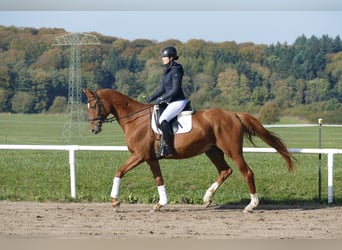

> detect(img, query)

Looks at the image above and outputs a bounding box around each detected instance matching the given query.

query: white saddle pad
[151,111,193,134]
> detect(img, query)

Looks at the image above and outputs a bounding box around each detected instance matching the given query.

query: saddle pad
[151,111,193,134]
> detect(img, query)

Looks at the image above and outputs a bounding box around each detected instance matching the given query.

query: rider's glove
[155,97,164,105]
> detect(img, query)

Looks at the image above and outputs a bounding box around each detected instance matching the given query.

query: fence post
[68,146,77,199]
[327,152,334,204]
[318,118,323,201]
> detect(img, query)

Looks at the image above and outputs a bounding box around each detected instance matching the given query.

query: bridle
[87,91,105,133]
[87,91,152,133]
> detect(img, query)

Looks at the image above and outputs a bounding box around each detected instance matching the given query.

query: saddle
[151,102,194,134]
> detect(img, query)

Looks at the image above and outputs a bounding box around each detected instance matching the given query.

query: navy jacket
[149,61,186,103]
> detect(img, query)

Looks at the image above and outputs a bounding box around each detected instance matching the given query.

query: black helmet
[161,46,179,60]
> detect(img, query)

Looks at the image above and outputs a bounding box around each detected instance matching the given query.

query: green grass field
[0,113,341,205]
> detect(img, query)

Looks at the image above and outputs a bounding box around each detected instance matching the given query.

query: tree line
[1,25,342,123]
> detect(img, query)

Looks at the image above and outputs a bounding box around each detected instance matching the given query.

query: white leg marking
[157,185,168,206]
[110,177,121,198]
[243,193,259,213]
[203,182,219,204]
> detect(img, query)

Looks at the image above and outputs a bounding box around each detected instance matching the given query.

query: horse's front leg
[110,154,144,210]
[147,159,168,211]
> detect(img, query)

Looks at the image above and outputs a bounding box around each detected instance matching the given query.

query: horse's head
[83,89,108,134]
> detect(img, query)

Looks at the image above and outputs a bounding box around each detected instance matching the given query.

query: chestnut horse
[84,88,294,212]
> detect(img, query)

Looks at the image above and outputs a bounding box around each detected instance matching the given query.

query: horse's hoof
[243,209,253,213]
[243,208,254,213]
[151,203,163,212]
[112,198,121,211]
[203,200,212,208]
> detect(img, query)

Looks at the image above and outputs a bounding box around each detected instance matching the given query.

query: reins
[88,91,152,124]
[103,106,152,123]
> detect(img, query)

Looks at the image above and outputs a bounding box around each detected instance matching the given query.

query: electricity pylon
[52,33,100,142]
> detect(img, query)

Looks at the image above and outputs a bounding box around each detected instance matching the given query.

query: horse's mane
[98,88,144,105]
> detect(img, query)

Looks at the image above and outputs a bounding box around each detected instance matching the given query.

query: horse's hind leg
[231,153,259,212]
[203,147,233,207]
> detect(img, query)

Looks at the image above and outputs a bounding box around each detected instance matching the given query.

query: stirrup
[156,142,164,159]
[156,142,174,159]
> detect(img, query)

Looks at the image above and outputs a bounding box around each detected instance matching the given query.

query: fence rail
[1,144,341,204]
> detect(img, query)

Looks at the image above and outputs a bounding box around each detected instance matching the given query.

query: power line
[52,33,100,142]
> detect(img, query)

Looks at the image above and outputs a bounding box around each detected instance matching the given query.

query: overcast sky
[1,0,342,45]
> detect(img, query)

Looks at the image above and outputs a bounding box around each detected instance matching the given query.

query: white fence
[1,144,341,204]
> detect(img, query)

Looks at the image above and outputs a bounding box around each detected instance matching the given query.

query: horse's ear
[83,89,95,99]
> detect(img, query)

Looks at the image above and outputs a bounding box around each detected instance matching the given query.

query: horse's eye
[87,102,96,109]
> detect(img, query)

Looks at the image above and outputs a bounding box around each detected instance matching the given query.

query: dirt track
[0,201,341,239]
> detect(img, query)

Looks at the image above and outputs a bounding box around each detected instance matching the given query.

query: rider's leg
[159,100,187,156]
[159,120,173,156]
[159,100,188,123]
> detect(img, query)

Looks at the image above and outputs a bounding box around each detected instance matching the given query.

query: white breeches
[159,100,188,123]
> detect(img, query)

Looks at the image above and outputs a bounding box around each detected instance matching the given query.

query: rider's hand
[146,96,152,103]
[155,97,163,105]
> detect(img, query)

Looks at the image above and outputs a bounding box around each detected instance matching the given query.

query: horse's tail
[235,112,295,172]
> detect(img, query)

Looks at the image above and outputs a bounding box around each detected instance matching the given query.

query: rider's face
[162,56,171,65]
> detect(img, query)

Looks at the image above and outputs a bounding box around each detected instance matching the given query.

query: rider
[146,46,188,157]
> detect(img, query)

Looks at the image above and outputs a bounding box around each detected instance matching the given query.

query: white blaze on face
[87,103,90,109]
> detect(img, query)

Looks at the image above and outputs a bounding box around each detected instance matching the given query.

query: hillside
[1,25,342,123]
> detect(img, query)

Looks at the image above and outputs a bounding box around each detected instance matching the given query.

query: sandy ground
[0,201,341,239]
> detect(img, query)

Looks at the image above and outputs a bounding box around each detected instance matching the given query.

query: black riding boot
[159,120,174,157]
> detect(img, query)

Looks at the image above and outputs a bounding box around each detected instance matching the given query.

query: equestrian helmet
[161,46,179,60]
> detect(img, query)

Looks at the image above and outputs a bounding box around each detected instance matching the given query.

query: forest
[1,25,342,123]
